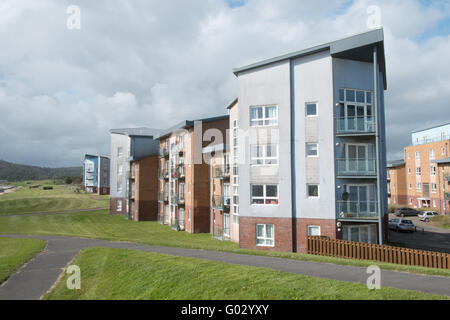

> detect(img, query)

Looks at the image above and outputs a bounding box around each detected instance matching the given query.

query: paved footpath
[1,235,450,300]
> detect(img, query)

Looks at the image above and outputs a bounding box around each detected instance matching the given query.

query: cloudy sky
[0,0,449,167]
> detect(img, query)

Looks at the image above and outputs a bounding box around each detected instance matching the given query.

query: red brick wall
[239,217,294,252]
[110,197,126,216]
[296,218,337,253]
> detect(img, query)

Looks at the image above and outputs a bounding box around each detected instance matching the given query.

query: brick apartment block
[388,122,450,215]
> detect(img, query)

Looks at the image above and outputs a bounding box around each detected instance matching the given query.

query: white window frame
[256,224,274,247]
[307,184,320,198]
[118,147,124,157]
[306,143,319,157]
[416,183,422,192]
[117,200,123,212]
[442,147,446,156]
[307,225,321,236]
[431,183,437,193]
[431,166,436,176]
[251,184,279,206]
[306,102,318,117]
[415,151,420,160]
[416,167,421,176]
[250,144,279,165]
[250,105,278,127]
[429,149,435,160]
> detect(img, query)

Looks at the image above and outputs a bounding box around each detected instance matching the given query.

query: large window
[431,166,436,176]
[251,184,278,205]
[429,149,435,160]
[256,224,274,246]
[251,144,278,165]
[415,151,420,160]
[117,200,123,212]
[416,167,421,176]
[250,105,278,127]
[343,224,377,244]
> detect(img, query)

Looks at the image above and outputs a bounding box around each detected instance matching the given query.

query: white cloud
[0,0,448,166]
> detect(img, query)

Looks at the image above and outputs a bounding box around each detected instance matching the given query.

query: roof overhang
[233,28,387,90]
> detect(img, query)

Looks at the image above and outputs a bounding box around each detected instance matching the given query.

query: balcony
[444,174,450,182]
[212,225,230,240]
[171,194,185,206]
[337,201,378,220]
[212,195,231,211]
[158,192,169,203]
[445,193,450,201]
[336,159,376,178]
[336,117,376,136]
[172,165,185,180]
[159,148,169,158]
[212,166,231,180]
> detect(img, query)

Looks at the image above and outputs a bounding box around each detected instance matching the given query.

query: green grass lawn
[0,180,109,216]
[1,210,449,277]
[0,237,46,283]
[431,216,450,229]
[43,247,447,300]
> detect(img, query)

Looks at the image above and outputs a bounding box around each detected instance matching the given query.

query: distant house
[109,128,160,220]
[83,154,110,195]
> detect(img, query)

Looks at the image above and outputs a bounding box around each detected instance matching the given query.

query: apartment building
[388,122,450,213]
[109,128,160,219]
[83,154,110,195]
[387,160,407,206]
[156,116,229,234]
[128,155,159,221]
[232,28,388,252]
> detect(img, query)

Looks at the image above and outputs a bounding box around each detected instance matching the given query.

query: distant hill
[0,160,82,182]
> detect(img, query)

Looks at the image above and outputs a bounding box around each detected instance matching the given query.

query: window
[256,224,274,247]
[250,105,278,126]
[117,180,123,193]
[416,167,421,176]
[442,147,446,156]
[433,200,437,208]
[429,149,435,160]
[307,184,319,198]
[307,225,321,236]
[233,214,239,225]
[251,184,278,205]
[117,164,123,175]
[179,182,185,200]
[415,152,420,160]
[407,152,411,159]
[117,200,123,211]
[306,143,319,157]
[408,168,411,174]
[416,183,421,192]
[306,103,317,116]
[432,183,437,193]
[431,166,436,176]
[409,183,412,190]
[118,147,123,157]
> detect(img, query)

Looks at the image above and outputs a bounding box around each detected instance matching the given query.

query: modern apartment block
[387,160,407,206]
[83,154,110,195]
[388,122,450,214]
[232,28,388,252]
[109,128,160,219]
[155,116,229,234]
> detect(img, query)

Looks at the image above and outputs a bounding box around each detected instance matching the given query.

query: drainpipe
[290,59,297,253]
[374,46,383,245]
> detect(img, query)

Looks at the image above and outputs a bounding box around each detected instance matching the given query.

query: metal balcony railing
[212,225,230,240]
[158,168,169,179]
[336,117,376,135]
[159,148,169,158]
[444,174,450,182]
[212,195,231,211]
[445,193,450,201]
[213,166,231,179]
[337,201,378,220]
[336,159,376,177]
[170,194,185,206]
[172,165,185,179]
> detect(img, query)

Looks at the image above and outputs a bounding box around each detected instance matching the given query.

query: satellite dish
[342,192,349,201]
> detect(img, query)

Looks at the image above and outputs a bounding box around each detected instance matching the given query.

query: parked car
[388,218,415,233]
[418,211,439,222]
[394,207,420,217]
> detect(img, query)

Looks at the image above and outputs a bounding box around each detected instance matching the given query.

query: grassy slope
[431,216,450,230]
[0,238,46,283]
[44,248,447,300]
[0,181,108,215]
[1,210,449,277]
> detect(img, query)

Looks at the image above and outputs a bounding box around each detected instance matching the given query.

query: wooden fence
[307,236,450,269]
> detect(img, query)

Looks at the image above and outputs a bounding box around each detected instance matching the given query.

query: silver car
[418,211,439,222]
[388,218,415,233]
